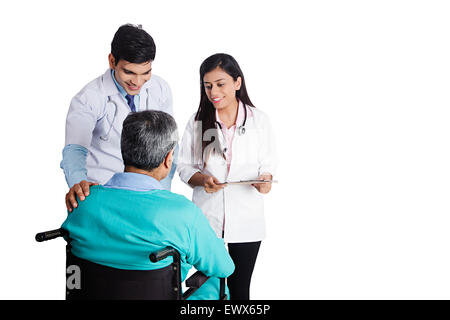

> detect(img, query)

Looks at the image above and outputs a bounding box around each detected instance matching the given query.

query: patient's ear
[164,149,174,169]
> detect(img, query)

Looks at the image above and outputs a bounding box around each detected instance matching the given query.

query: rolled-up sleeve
[60,144,88,187]
[62,89,104,186]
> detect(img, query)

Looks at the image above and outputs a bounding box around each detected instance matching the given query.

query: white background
[0,0,449,299]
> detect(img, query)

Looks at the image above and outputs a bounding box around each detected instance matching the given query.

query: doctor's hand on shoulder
[65,180,98,212]
[188,172,227,193]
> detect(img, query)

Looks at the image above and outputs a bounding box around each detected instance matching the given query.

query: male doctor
[61,24,176,211]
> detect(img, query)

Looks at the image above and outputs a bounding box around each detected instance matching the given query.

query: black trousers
[227,241,261,300]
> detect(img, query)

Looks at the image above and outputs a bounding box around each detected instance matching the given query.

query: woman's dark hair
[195,53,255,160]
[111,24,156,64]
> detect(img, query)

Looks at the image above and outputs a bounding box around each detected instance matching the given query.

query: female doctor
[178,53,277,300]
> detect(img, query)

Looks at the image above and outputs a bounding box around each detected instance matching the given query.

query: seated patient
[61,110,234,299]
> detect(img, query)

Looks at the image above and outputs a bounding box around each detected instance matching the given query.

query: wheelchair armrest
[183,273,228,300]
[185,271,210,289]
[182,271,211,300]
[149,247,227,300]
[149,246,180,263]
[35,228,67,242]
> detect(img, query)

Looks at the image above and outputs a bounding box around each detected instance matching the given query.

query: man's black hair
[111,24,156,65]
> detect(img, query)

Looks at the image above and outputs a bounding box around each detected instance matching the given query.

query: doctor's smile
[125,83,141,91]
[108,52,152,95]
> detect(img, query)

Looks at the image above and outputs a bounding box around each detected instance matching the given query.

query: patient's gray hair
[121,110,178,171]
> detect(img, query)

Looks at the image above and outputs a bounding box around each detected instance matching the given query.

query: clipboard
[218,179,278,185]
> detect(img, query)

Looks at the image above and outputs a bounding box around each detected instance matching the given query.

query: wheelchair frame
[36,228,226,300]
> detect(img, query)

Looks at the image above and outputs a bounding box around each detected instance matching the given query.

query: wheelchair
[36,228,227,300]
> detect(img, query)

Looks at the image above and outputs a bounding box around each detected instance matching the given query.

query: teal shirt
[61,176,234,300]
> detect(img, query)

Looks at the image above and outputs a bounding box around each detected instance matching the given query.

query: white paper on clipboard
[218,179,278,185]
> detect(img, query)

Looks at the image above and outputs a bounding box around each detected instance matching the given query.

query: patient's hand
[65,180,98,212]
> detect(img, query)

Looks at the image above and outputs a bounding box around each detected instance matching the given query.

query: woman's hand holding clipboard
[218,174,277,194]
[218,179,278,185]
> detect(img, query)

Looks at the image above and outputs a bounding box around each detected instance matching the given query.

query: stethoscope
[215,103,247,135]
[100,96,119,141]
[214,104,247,155]
[100,91,152,141]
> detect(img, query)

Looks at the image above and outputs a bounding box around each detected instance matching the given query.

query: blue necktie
[125,94,136,113]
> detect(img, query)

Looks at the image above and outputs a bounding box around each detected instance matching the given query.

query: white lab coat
[65,69,173,184]
[178,105,277,243]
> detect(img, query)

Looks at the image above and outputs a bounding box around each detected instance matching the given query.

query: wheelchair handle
[149,246,179,263]
[35,228,67,242]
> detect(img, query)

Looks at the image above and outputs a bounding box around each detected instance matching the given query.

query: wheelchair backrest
[65,247,179,300]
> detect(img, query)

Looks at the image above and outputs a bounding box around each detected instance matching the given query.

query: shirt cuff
[61,144,88,187]
[178,166,201,187]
